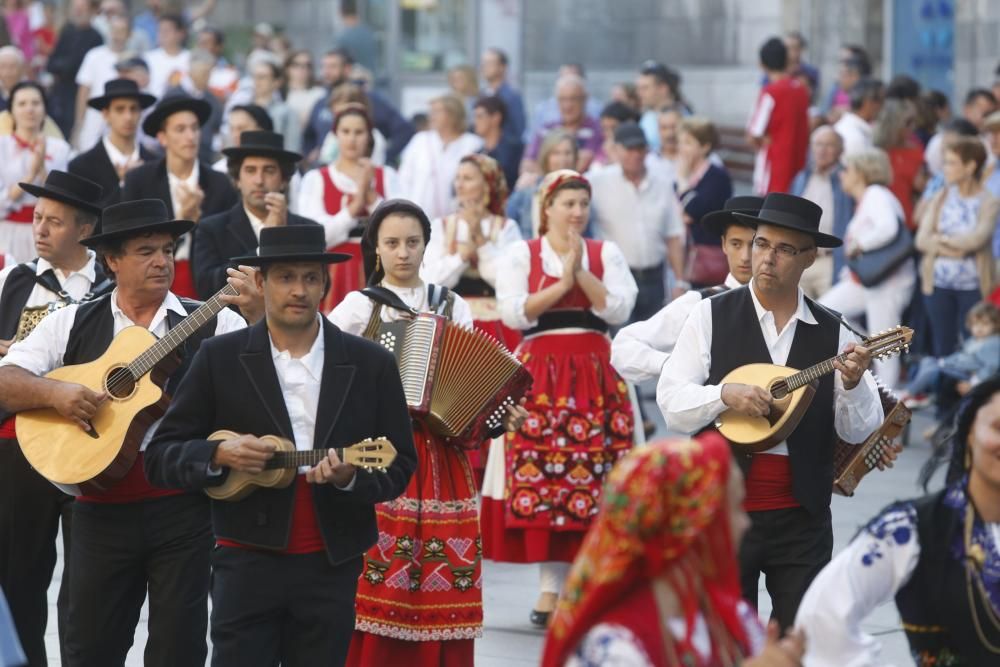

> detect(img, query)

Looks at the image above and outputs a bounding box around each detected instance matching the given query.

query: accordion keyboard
[396,317,439,409]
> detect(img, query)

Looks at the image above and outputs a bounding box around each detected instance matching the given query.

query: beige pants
[800,254,834,299]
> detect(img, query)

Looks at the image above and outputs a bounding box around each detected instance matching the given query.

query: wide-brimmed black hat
[141,93,212,136]
[19,170,104,215]
[81,199,193,247]
[222,130,302,165]
[87,78,157,111]
[231,225,352,265]
[701,195,765,238]
[733,192,843,248]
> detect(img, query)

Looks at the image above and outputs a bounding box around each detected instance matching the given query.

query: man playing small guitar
[656,193,898,632]
[0,198,247,667]
[144,225,418,667]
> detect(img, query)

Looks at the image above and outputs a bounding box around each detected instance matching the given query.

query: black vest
[0,260,111,340]
[707,286,840,514]
[63,293,218,398]
[894,490,1000,666]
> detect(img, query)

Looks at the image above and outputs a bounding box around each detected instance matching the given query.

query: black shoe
[529,609,551,627]
[643,419,656,439]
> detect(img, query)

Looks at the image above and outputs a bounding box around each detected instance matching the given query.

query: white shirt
[655,281,883,455]
[145,48,191,98]
[495,237,638,331]
[0,288,247,449]
[834,112,873,159]
[167,162,199,261]
[0,134,72,217]
[75,45,127,150]
[802,170,836,236]
[420,215,524,288]
[611,273,741,384]
[587,164,684,270]
[244,205,264,240]
[102,136,141,181]
[397,131,483,221]
[838,184,913,287]
[0,251,101,309]
[298,164,400,248]
[327,281,475,336]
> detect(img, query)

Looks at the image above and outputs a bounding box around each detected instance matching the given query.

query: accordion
[373,313,532,445]
[14,300,72,342]
[832,382,911,496]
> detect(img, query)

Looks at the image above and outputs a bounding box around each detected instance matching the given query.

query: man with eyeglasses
[657,192,892,632]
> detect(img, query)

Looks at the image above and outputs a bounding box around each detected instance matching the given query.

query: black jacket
[121,157,237,219]
[192,204,318,300]
[67,139,158,208]
[144,318,418,565]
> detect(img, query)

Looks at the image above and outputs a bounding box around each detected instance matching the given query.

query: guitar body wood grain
[205,430,297,501]
[715,363,817,452]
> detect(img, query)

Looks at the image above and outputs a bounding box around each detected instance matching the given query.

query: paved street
[40,391,934,665]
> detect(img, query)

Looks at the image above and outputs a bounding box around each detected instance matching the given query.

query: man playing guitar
[656,193,896,630]
[0,198,246,667]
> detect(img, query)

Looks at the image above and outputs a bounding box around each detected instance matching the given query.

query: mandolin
[715,326,913,452]
[16,284,239,495]
[204,430,397,501]
[833,381,911,496]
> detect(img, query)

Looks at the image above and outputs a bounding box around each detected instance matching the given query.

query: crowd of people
[0,2,997,667]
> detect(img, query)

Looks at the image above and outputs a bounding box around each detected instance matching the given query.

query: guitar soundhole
[770,380,789,400]
[105,366,137,399]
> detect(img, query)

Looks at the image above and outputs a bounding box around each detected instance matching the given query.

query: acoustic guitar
[16,285,238,495]
[204,430,397,501]
[715,326,913,452]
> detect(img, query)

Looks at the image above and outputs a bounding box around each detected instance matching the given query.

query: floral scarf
[460,153,509,216]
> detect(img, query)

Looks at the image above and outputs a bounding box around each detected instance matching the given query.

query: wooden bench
[717,125,756,186]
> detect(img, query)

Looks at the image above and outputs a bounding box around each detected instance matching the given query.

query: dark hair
[230,104,274,131]
[924,90,950,113]
[332,105,375,158]
[255,61,281,82]
[942,117,979,137]
[325,47,354,66]
[785,30,807,48]
[486,47,508,67]
[9,81,47,131]
[849,78,884,111]
[227,153,297,183]
[361,199,432,286]
[759,37,788,71]
[474,95,507,124]
[967,301,1000,332]
[340,0,359,17]
[886,74,920,101]
[600,101,640,124]
[964,87,997,108]
[283,49,315,91]
[920,375,1000,490]
[842,45,872,76]
[199,27,224,48]
[159,14,187,34]
[944,135,988,180]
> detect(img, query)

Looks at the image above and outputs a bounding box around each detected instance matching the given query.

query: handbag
[847,218,914,287]
[684,243,729,287]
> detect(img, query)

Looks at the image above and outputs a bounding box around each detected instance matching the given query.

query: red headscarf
[459,153,509,216]
[541,432,749,666]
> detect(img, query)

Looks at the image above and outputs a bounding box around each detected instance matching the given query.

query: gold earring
[375,254,381,272]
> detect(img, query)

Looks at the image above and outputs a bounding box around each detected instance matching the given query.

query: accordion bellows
[375,314,533,444]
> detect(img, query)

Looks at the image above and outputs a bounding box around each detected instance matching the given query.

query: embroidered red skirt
[347,420,481,666]
[322,240,365,314]
[480,331,633,564]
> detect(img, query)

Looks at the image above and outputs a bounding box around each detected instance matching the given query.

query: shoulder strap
[360,286,418,315]
[697,285,730,299]
[362,300,383,340]
[807,297,869,341]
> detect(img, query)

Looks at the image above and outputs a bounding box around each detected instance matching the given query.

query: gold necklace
[964,503,1000,654]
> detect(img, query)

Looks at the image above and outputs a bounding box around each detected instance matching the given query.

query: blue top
[933,186,981,291]
[679,164,733,246]
[484,81,526,142]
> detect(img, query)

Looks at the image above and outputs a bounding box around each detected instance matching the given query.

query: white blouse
[496,237,638,331]
[396,130,483,221]
[327,280,475,338]
[0,134,71,217]
[840,184,914,286]
[297,163,400,249]
[420,215,523,289]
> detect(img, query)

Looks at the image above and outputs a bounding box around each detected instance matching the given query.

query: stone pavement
[41,394,935,665]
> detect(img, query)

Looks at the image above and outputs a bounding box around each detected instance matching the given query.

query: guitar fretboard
[126,284,239,378]
[264,449,344,470]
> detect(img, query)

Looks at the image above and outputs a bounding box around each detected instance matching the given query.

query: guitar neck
[784,351,851,391]
[127,284,239,378]
[264,449,343,470]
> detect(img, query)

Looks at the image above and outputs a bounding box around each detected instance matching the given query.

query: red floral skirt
[480,331,633,563]
[348,421,481,664]
[322,240,365,314]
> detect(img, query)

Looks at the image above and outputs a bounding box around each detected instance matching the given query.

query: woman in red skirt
[299,100,399,313]
[482,169,638,626]
[328,198,526,667]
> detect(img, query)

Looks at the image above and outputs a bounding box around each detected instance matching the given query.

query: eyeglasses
[752,237,814,258]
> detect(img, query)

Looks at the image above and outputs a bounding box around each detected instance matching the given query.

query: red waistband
[76,453,183,504]
[7,205,34,223]
[744,453,800,512]
[217,475,325,554]
[0,417,15,440]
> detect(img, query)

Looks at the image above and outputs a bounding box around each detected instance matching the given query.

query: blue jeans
[923,287,981,357]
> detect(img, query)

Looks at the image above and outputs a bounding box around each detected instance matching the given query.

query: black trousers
[0,440,73,667]
[210,547,363,667]
[64,493,212,667]
[738,506,833,631]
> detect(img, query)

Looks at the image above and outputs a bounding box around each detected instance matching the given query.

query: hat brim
[88,91,157,111]
[230,251,353,266]
[18,183,103,215]
[700,208,759,238]
[141,98,213,136]
[81,219,195,247]
[221,146,303,165]
[732,212,843,248]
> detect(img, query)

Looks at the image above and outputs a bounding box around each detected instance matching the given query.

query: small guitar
[16,284,239,495]
[205,430,397,501]
[715,326,913,452]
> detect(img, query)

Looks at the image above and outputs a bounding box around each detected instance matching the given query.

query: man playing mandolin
[657,192,899,632]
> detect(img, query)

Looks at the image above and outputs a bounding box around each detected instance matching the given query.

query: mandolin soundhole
[770,380,789,400]
[105,366,137,399]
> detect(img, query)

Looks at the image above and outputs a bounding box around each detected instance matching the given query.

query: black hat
[141,93,212,136]
[701,195,765,238]
[613,121,648,149]
[222,130,302,165]
[87,78,157,111]
[733,192,843,248]
[19,170,104,216]
[231,225,352,266]
[82,199,193,247]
